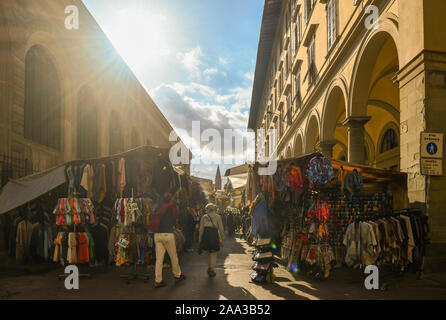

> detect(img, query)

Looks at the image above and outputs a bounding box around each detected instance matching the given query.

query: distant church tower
[215,165,222,191]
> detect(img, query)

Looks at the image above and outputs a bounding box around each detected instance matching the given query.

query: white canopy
[0,165,66,215]
[227,173,248,190]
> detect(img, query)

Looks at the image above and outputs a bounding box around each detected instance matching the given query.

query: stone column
[317,140,336,158]
[342,117,371,165]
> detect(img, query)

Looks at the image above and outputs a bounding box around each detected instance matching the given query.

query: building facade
[0,0,186,184]
[249,0,446,271]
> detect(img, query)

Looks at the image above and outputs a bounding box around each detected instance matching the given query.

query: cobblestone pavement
[1,234,446,300]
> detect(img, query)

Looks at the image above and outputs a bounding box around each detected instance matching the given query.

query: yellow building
[0,0,188,182]
[249,0,446,271]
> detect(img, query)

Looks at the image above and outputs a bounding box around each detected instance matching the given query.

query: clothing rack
[56,190,92,280]
[117,190,151,283]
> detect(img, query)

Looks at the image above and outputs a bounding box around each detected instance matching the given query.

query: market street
[1,233,445,300]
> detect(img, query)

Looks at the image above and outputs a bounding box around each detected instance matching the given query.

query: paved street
[1,233,446,300]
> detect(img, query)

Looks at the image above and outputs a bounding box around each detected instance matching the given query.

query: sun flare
[105,8,170,69]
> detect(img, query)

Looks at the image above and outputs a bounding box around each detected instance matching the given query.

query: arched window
[24,45,61,150]
[109,111,124,155]
[131,128,140,149]
[77,88,98,159]
[380,128,398,153]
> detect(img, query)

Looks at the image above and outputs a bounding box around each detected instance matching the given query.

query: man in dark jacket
[179,207,195,252]
[226,212,234,237]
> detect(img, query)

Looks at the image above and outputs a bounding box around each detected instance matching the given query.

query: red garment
[148,202,179,232]
[288,166,303,190]
[77,233,90,263]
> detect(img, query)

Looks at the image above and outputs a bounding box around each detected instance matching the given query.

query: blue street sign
[427,142,438,155]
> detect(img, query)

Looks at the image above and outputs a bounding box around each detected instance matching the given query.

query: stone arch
[25,31,74,158]
[131,127,141,149]
[109,110,124,155]
[304,111,321,154]
[77,86,98,159]
[349,18,400,117]
[286,146,292,159]
[293,132,304,157]
[24,45,62,150]
[347,17,400,167]
[321,77,349,142]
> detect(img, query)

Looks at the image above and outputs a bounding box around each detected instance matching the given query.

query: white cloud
[219,57,228,66]
[177,46,204,78]
[203,67,219,75]
[150,83,254,167]
[244,72,254,81]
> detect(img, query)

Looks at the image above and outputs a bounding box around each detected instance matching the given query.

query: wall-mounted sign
[421,132,444,176]
[421,132,443,159]
[421,158,443,176]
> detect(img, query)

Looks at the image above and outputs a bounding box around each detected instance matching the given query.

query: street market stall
[0,146,201,278]
[246,153,429,282]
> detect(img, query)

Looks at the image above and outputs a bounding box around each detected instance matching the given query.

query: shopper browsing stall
[149,192,186,288]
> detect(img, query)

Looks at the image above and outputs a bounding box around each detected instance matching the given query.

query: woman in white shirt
[199,203,225,277]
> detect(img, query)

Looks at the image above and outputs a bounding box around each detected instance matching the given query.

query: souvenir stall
[0,146,190,277]
[247,153,428,281]
[62,146,188,282]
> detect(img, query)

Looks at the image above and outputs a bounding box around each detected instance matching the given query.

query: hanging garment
[108,226,121,264]
[344,170,363,198]
[288,165,304,191]
[93,164,107,203]
[251,198,270,238]
[80,164,95,198]
[15,220,35,263]
[305,156,335,187]
[29,223,53,261]
[74,164,86,195]
[118,158,127,198]
[67,232,78,264]
[77,233,90,264]
[91,224,109,263]
[66,166,76,197]
[110,160,118,198]
[53,233,63,263]
[342,222,361,267]
[273,166,287,192]
[85,232,95,263]
[151,158,175,196]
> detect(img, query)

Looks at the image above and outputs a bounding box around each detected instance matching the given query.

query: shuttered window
[327,0,338,50]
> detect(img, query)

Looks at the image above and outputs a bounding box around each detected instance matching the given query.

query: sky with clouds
[82,0,263,185]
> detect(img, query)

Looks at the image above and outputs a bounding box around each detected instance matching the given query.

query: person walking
[149,193,186,288]
[226,212,234,237]
[198,203,224,277]
[182,207,196,252]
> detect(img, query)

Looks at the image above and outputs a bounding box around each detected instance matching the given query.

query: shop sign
[421,158,443,176]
